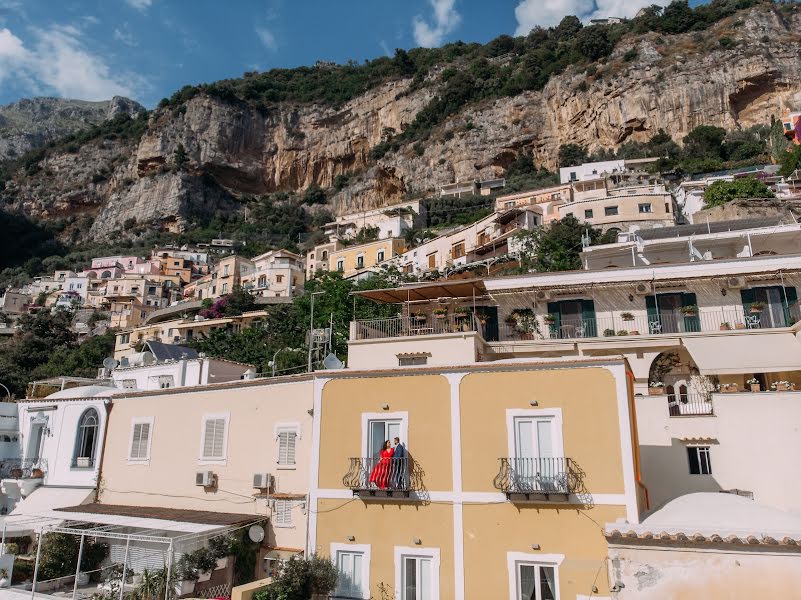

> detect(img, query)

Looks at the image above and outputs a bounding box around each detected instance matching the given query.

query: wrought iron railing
[343,457,418,496]
[351,315,477,341]
[493,457,575,498]
[0,458,48,480]
[667,393,714,417]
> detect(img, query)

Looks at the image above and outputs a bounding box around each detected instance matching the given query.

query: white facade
[110,357,252,391]
[559,159,625,184]
[325,200,422,241]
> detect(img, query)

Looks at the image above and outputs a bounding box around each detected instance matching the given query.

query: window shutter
[278,431,296,465]
[645,295,657,323]
[783,286,798,326]
[130,422,150,459]
[681,292,699,332]
[740,288,756,314]
[275,500,292,526]
[203,418,226,459]
[546,301,560,336]
[581,299,596,337]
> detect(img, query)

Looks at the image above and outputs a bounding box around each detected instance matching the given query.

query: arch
[85,271,98,279]
[100,270,112,279]
[73,408,99,468]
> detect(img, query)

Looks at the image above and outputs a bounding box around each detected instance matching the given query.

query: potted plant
[746,377,760,392]
[617,330,629,336]
[432,307,448,320]
[720,382,739,393]
[454,306,471,320]
[649,382,665,395]
[750,301,766,314]
[620,312,635,322]
[603,328,616,337]
[720,322,731,331]
[0,568,10,588]
[771,380,795,392]
[629,330,640,335]
[412,311,427,323]
[543,314,557,325]
[31,468,44,479]
[510,308,537,339]
[10,468,22,479]
[735,322,746,329]
[680,305,698,317]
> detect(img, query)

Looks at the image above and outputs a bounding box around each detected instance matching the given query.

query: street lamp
[0,383,11,402]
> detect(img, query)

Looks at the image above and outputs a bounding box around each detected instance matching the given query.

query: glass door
[403,555,432,600]
[336,551,364,598]
[513,418,554,490]
[368,420,401,458]
[754,287,787,328]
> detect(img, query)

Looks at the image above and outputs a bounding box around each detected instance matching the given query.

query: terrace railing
[351,314,477,341]
[666,393,714,417]
[343,457,420,498]
[493,457,576,500]
[0,458,48,480]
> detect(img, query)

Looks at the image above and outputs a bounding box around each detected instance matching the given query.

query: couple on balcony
[369,437,406,489]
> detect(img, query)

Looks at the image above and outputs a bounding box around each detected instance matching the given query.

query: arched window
[100,271,111,279]
[679,385,689,404]
[73,409,99,468]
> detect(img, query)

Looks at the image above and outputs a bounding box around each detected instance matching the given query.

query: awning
[683,333,801,375]
[54,503,258,534]
[353,279,487,304]
[0,486,95,534]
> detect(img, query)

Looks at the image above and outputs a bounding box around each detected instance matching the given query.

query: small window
[158,375,174,389]
[221,283,228,294]
[337,259,344,272]
[200,415,228,461]
[277,428,297,467]
[276,274,284,283]
[638,203,652,214]
[399,356,428,366]
[604,206,619,216]
[121,379,136,389]
[223,265,230,276]
[274,500,293,527]
[322,250,328,260]
[427,253,436,268]
[584,209,593,219]
[377,250,385,262]
[569,171,577,181]
[73,409,99,468]
[356,255,365,268]
[129,419,152,461]
[452,242,466,259]
[688,446,712,475]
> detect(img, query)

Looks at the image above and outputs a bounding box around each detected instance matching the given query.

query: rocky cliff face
[3,4,801,240]
[0,96,144,162]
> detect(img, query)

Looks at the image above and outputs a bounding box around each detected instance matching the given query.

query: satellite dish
[322,353,344,370]
[102,357,119,371]
[248,524,265,543]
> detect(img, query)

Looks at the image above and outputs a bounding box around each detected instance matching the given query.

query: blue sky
[0,0,703,108]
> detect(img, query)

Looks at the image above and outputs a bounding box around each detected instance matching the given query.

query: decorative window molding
[505,408,564,460]
[361,411,409,458]
[506,552,564,600]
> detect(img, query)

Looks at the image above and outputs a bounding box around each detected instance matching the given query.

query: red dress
[369,448,394,489]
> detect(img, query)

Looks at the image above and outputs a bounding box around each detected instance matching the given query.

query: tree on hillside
[573,25,613,61]
[703,177,775,208]
[173,143,188,170]
[683,125,727,160]
[779,144,801,177]
[558,144,588,169]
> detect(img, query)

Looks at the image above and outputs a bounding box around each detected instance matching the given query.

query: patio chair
[574,323,586,338]
[648,320,662,335]
[745,315,761,329]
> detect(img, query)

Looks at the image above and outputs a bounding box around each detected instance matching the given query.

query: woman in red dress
[369,440,394,489]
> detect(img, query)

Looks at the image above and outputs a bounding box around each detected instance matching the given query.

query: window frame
[198,413,230,465]
[127,417,154,464]
[687,445,712,475]
[638,203,653,214]
[331,543,371,600]
[394,546,440,600]
[506,552,564,600]
[506,408,564,461]
[604,206,619,217]
[361,411,408,459]
[274,422,301,470]
[273,499,294,528]
[72,407,100,469]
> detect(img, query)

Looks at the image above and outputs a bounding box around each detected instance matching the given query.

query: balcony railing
[0,459,48,480]
[343,457,419,498]
[499,306,798,342]
[493,457,575,500]
[666,393,714,417]
[351,315,477,341]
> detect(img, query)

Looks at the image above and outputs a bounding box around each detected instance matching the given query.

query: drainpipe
[94,401,113,503]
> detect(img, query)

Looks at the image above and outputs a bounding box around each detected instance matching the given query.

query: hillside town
[1,124,801,598]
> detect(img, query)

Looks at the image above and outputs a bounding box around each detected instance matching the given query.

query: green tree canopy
[703,177,775,208]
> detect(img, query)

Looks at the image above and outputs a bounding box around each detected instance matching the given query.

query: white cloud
[413,0,461,48]
[255,26,277,50]
[124,0,152,11]
[0,25,145,101]
[113,24,137,47]
[514,0,668,35]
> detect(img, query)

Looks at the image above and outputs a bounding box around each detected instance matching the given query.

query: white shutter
[202,418,226,459]
[274,500,292,527]
[278,431,296,466]
[130,422,151,460]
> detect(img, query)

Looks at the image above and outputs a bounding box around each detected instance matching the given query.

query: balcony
[665,393,714,417]
[343,457,420,499]
[0,459,48,502]
[493,457,576,501]
[351,314,478,341]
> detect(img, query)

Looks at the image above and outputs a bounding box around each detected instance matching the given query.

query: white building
[109,341,254,391]
[242,249,305,298]
[323,200,424,241]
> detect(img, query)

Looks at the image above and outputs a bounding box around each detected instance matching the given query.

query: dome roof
[46,385,127,399]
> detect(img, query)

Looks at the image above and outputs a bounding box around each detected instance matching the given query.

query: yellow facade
[328,238,406,278]
[311,360,640,600]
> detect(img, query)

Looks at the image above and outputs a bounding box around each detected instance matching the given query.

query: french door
[368,419,401,458]
[513,417,556,490]
[402,555,433,600]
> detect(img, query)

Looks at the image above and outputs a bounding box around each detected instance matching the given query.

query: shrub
[252,556,338,600]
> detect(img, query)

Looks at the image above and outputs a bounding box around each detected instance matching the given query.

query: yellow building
[309,358,645,600]
[328,238,406,279]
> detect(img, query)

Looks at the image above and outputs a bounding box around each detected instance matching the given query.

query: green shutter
[581,299,596,337]
[783,286,798,326]
[547,301,561,338]
[646,295,657,333]
[740,288,756,316]
[681,292,700,332]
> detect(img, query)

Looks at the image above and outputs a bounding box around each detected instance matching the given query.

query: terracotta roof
[56,503,256,526]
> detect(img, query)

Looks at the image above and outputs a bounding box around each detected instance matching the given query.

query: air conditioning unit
[726,276,746,289]
[195,471,215,487]
[253,473,273,490]
[534,290,551,302]
[634,282,654,296]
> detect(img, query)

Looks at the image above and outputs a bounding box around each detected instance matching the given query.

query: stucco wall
[636,391,801,513]
[347,333,480,370]
[100,380,313,551]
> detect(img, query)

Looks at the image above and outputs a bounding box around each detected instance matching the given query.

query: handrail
[493,457,575,496]
[343,457,414,493]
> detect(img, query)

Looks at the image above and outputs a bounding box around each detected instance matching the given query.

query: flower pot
[630,330,640,335]
[434,314,447,320]
[750,384,761,392]
[31,469,44,479]
[735,323,746,330]
[776,383,791,391]
[750,307,763,314]
[10,469,22,479]
[0,577,9,588]
[720,325,731,331]
[722,385,739,393]
[648,388,664,396]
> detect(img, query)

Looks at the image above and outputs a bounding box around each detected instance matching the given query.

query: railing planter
[649,383,665,395]
[720,383,739,393]
[750,302,766,314]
